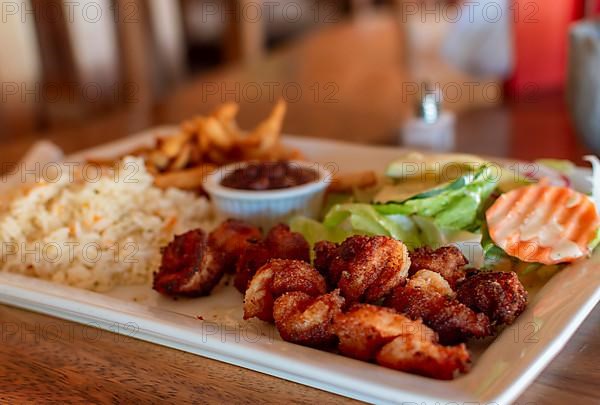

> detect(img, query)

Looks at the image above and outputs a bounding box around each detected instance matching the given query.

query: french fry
[236,133,262,148]
[328,171,378,193]
[212,102,238,120]
[284,148,305,160]
[181,117,201,135]
[259,102,286,152]
[169,143,192,171]
[196,131,210,156]
[153,164,218,190]
[144,161,159,176]
[85,157,119,167]
[148,150,170,171]
[199,116,235,150]
[188,142,203,166]
[206,146,230,165]
[242,99,287,152]
[212,102,240,138]
[265,144,305,161]
[159,131,192,158]
[252,142,284,161]
[98,101,298,191]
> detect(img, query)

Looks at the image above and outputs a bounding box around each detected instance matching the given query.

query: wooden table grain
[0,13,598,405]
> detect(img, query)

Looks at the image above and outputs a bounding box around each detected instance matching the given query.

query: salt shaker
[400,87,456,152]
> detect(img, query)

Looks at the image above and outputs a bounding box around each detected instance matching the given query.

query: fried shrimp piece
[207,219,262,274]
[153,229,223,297]
[409,269,455,297]
[244,259,327,321]
[324,236,410,304]
[456,271,528,326]
[265,224,311,262]
[242,261,276,321]
[313,240,339,284]
[333,304,470,379]
[154,220,263,297]
[333,304,426,361]
[408,246,468,288]
[234,224,310,293]
[234,240,271,293]
[386,271,492,344]
[270,260,326,297]
[273,289,345,347]
[376,334,470,380]
[333,304,470,380]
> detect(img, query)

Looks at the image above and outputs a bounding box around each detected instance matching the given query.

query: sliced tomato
[486,184,599,265]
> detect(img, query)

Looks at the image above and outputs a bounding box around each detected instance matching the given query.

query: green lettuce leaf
[322,204,422,249]
[412,216,479,248]
[288,216,350,247]
[584,155,600,211]
[480,223,510,269]
[290,204,422,249]
[291,206,481,250]
[535,159,575,174]
[374,165,499,231]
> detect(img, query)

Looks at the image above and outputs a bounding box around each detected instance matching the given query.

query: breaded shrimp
[273,289,345,347]
[409,246,468,288]
[456,271,528,326]
[208,219,261,273]
[333,304,427,361]
[332,304,470,380]
[235,224,310,293]
[243,259,327,322]
[313,240,339,285]
[325,236,411,304]
[153,229,223,297]
[376,334,470,380]
[386,271,492,344]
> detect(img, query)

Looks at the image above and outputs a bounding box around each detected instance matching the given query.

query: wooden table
[1,13,597,405]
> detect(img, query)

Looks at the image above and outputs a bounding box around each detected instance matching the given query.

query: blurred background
[1,0,599,162]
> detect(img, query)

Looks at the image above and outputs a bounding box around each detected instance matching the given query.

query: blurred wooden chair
[181,0,346,65]
[0,0,187,136]
[349,0,400,14]
[223,0,266,63]
[0,0,348,137]
[0,0,43,135]
[182,0,329,64]
[350,0,375,14]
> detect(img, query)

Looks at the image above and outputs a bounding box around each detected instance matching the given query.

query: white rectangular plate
[0,129,599,404]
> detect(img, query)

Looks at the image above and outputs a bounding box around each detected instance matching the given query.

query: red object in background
[506,1,594,161]
[507,0,585,96]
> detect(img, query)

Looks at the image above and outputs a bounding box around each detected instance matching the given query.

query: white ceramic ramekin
[203,161,332,229]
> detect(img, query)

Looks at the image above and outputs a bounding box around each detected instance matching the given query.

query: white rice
[0,157,213,291]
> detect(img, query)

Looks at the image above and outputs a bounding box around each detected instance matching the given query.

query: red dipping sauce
[220,161,318,191]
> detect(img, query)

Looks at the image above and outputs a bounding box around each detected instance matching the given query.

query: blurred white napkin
[442,0,513,78]
[0,141,64,193]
